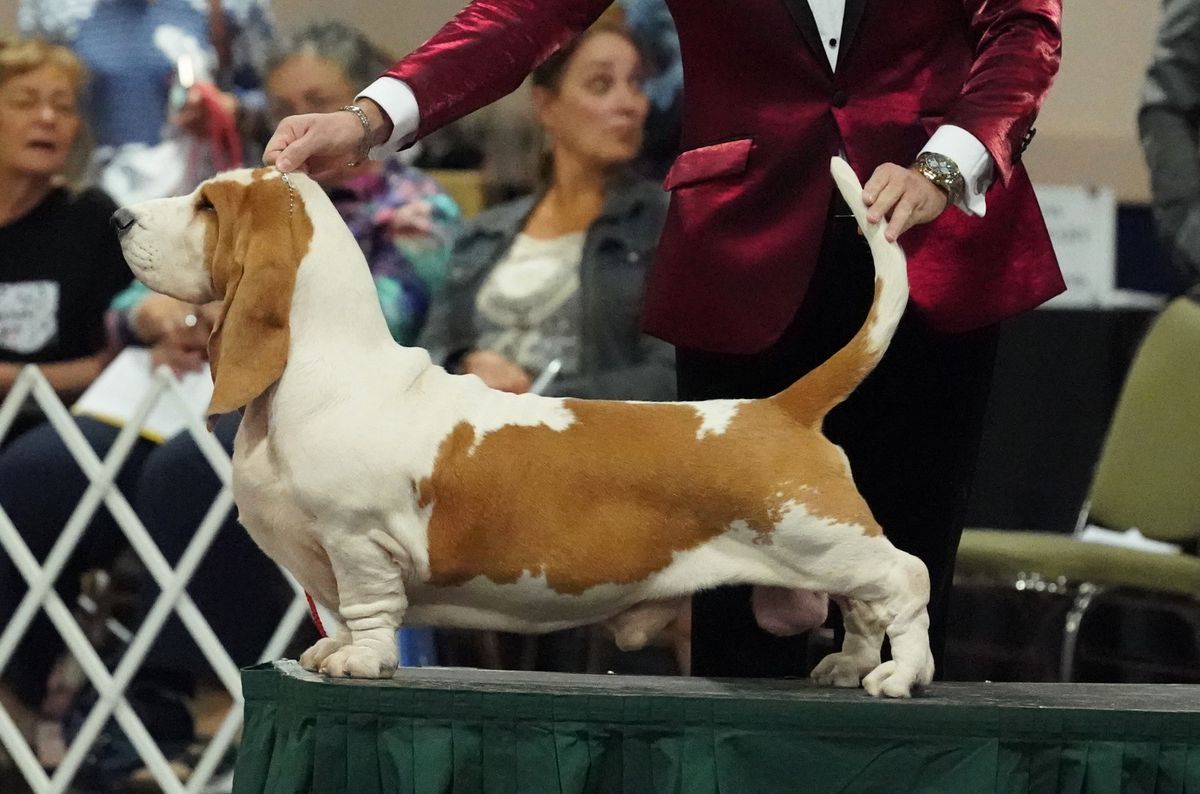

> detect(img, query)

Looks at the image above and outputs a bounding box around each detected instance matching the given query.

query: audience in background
[13,0,278,472]
[0,37,128,440]
[13,0,278,452]
[0,21,460,783]
[19,0,274,202]
[417,17,679,673]
[1140,0,1200,296]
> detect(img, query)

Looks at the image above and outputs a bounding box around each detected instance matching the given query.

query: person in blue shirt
[20,0,274,197]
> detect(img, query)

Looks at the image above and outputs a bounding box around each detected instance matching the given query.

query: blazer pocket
[662,138,753,191]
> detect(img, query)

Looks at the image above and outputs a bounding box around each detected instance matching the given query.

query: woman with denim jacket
[419,17,674,404]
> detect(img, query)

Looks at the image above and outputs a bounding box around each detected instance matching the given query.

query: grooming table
[233,660,1200,793]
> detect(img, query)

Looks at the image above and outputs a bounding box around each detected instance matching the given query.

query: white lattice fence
[0,364,310,794]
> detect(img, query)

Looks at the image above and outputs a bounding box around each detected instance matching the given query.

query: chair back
[426,169,486,219]
[1088,297,1200,544]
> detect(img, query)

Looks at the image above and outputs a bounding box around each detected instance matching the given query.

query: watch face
[923,154,952,177]
[916,153,963,202]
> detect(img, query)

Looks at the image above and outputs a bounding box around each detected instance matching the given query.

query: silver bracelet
[341,104,372,167]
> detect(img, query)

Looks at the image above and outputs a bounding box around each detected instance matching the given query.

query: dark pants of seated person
[0,418,153,708]
[677,211,999,679]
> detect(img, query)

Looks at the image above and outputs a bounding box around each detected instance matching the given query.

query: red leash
[187,83,243,174]
[305,592,327,638]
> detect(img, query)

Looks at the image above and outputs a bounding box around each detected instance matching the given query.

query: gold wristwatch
[912,152,966,207]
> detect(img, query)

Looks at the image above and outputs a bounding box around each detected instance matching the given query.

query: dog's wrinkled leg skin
[321,596,405,678]
[811,596,886,688]
[318,533,406,679]
[751,586,829,636]
[861,552,935,698]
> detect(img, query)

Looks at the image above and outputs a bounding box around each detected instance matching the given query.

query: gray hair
[266,22,393,89]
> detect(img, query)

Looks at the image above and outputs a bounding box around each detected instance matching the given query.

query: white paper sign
[1034,184,1118,309]
[73,348,213,442]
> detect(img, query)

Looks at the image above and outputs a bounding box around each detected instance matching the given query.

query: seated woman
[419,16,674,403]
[0,22,460,777]
[0,36,130,441]
[417,18,680,674]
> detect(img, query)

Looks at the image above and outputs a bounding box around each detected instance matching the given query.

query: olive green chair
[955,296,1200,681]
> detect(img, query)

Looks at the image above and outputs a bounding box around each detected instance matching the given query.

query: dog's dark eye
[196,195,215,212]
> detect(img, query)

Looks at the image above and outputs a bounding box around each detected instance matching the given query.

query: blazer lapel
[836,0,867,70]
[779,0,833,76]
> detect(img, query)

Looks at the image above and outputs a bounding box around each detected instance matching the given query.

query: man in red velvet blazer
[266,0,1063,679]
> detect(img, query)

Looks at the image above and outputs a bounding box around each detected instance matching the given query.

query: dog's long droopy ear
[206,174,314,420]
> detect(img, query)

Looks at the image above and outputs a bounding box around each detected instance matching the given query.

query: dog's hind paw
[300,637,348,671]
[811,651,877,689]
[319,644,396,679]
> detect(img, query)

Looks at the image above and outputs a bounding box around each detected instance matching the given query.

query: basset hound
[111,158,933,697]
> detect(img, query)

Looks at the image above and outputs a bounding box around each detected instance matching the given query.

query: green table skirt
[234,661,1200,794]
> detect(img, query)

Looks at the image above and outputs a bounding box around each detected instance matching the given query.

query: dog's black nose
[111,208,136,237]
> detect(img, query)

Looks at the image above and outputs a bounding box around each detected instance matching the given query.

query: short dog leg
[318,532,408,679]
[861,551,935,698]
[810,595,886,688]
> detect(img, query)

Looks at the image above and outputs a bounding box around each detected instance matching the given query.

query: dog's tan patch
[770,278,884,427]
[203,169,313,418]
[418,398,881,595]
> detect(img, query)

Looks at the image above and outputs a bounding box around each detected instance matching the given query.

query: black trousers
[677,213,999,678]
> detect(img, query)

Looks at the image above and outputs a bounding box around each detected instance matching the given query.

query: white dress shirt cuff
[920,125,994,217]
[358,77,421,160]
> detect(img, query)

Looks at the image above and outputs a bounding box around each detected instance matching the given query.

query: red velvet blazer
[388,0,1065,353]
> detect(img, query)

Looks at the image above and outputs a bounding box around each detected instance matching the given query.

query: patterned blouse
[112,159,461,346]
[332,161,462,344]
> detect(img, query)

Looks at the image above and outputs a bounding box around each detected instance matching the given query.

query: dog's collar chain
[280,171,296,216]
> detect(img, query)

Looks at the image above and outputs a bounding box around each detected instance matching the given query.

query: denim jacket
[418,173,676,401]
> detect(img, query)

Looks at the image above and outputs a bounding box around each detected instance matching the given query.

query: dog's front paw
[861,657,933,698]
[319,644,396,678]
[300,637,348,672]
[811,651,877,689]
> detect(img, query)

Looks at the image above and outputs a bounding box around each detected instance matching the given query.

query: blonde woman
[0,37,128,436]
